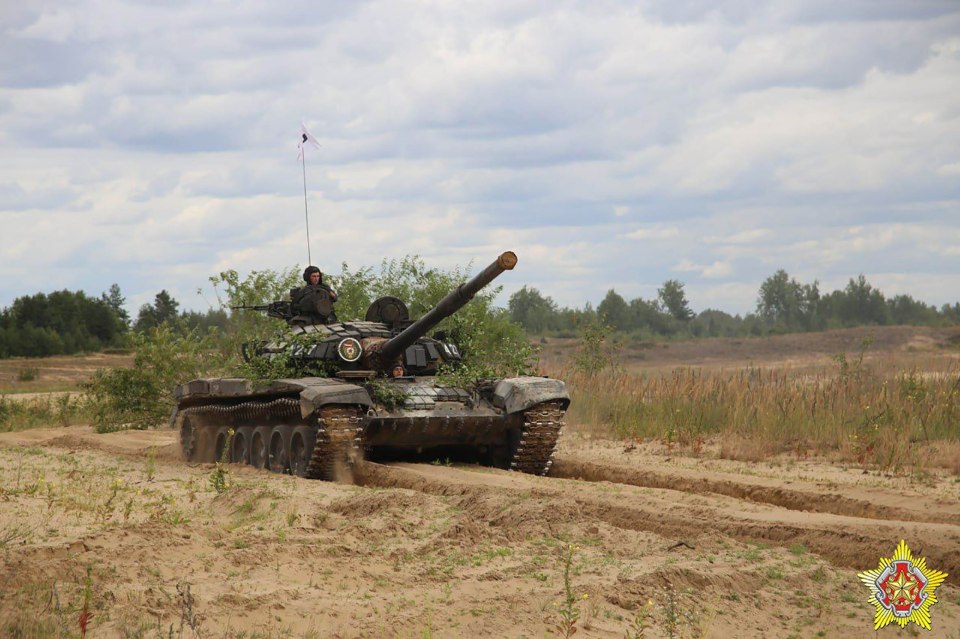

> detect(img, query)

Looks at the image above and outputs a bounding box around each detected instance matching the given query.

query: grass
[553,355,960,473]
[0,352,133,394]
[0,393,89,432]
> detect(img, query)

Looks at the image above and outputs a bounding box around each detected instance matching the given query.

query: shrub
[84,324,226,431]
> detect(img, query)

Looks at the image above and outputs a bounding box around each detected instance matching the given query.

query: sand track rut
[356,461,960,576]
[550,456,960,526]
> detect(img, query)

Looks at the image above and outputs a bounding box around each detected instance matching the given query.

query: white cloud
[703,261,733,278]
[672,259,733,279]
[705,229,771,244]
[326,165,395,192]
[1,2,958,317]
[623,226,680,240]
[938,162,960,176]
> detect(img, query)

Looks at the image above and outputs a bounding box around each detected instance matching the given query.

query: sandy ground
[1,423,958,638]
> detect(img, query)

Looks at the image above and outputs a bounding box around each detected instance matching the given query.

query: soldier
[292,266,338,324]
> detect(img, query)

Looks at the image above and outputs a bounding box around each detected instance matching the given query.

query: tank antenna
[301,152,312,265]
[296,122,322,266]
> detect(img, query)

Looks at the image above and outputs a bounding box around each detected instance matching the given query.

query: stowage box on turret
[170,252,569,480]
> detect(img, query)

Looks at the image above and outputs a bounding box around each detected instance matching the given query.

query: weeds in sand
[656,584,702,639]
[623,600,654,639]
[145,446,157,481]
[78,566,94,639]
[177,582,204,637]
[18,367,39,382]
[97,479,122,522]
[548,543,587,638]
[209,429,234,494]
[0,522,33,548]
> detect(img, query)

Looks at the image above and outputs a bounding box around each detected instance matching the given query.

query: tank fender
[492,377,570,415]
[175,377,254,401]
[283,377,373,419]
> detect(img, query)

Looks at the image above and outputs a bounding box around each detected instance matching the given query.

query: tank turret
[366,251,516,371]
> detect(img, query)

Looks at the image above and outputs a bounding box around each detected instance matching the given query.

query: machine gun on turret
[231,301,293,322]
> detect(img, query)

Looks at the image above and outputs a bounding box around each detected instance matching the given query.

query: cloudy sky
[2,1,959,317]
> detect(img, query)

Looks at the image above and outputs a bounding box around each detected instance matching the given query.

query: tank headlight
[337,337,362,362]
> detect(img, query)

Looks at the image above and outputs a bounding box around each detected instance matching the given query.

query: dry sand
[1,424,958,638]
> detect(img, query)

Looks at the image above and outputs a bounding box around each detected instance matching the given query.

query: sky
[2,0,959,317]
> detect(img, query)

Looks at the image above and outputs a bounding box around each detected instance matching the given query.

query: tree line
[508,271,960,338]
[2,268,958,359]
[0,285,228,358]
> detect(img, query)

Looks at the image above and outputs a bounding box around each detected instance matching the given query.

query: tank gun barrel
[376,251,517,365]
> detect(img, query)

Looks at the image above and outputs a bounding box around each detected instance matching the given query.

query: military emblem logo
[858,539,947,630]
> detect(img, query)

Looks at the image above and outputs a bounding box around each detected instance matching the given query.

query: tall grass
[554,358,960,473]
[0,394,88,432]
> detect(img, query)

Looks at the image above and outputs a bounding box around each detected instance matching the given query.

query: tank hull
[171,375,569,480]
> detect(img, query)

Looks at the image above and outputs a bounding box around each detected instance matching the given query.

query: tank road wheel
[507,401,566,476]
[250,426,271,469]
[214,427,234,463]
[268,425,291,474]
[289,425,318,477]
[233,426,253,465]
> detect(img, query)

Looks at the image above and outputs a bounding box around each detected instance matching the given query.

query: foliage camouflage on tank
[170,252,569,480]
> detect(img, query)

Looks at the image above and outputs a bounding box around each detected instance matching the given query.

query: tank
[170,251,569,480]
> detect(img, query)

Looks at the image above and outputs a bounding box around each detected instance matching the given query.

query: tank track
[179,397,301,422]
[177,399,364,480]
[509,400,565,476]
[304,405,365,480]
[178,398,301,461]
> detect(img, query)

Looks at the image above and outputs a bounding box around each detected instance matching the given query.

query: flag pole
[301,151,312,266]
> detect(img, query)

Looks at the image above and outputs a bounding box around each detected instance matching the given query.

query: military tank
[170,251,569,480]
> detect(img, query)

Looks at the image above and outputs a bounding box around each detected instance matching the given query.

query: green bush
[84,324,226,432]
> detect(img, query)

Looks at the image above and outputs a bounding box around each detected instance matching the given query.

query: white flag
[297,121,321,161]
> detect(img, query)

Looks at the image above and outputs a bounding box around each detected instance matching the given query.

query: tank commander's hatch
[365,296,410,327]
